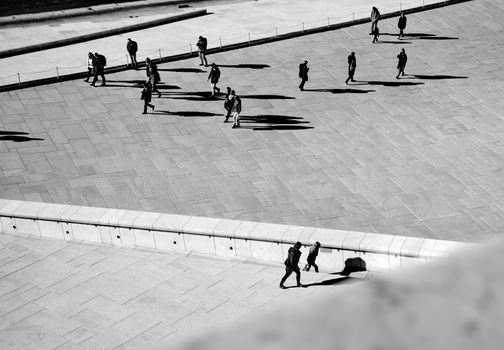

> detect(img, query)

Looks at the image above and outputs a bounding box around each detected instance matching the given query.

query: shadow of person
[365,80,424,87]
[152,110,220,117]
[217,64,270,69]
[240,94,295,99]
[0,135,43,142]
[302,276,351,287]
[304,88,375,94]
[412,74,468,80]
[378,41,412,44]
[157,68,206,73]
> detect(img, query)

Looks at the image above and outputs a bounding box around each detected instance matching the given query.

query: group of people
[85,52,107,86]
[280,241,321,289]
[371,8,408,43]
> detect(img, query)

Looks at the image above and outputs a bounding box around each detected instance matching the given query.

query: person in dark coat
[298,60,309,91]
[231,90,241,128]
[345,52,356,84]
[127,38,138,69]
[147,60,162,98]
[85,52,94,82]
[223,87,233,122]
[370,7,380,33]
[208,63,221,96]
[280,242,303,288]
[197,36,208,66]
[91,52,106,86]
[398,12,407,38]
[303,242,321,272]
[141,83,155,114]
[372,25,380,43]
[396,48,408,78]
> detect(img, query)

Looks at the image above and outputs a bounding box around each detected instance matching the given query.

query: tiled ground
[1,0,504,242]
[0,234,360,350]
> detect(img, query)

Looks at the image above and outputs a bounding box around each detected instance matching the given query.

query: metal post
[302,22,305,32]
[56,67,59,79]
[400,3,402,11]
[126,55,129,67]
[275,27,278,37]
[220,37,222,49]
[159,49,162,59]
[248,33,251,44]
[190,43,193,54]
[17,73,21,85]
[328,17,330,27]
[353,12,355,21]
[422,0,424,7]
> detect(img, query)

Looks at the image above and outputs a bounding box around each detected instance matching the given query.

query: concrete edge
[0,0,474,92]
[0,199,474,272]
[0,9,208,60]
[0,0,209,25]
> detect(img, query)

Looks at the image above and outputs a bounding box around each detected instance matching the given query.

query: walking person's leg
[280,267,293,288]
[294,268,302,287]
[143,101,148,114]
[203,53,208,66]
[100,68,106,86]
[312,262,319,273]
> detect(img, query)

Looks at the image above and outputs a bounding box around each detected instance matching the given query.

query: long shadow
[241,94,295,100]
[157,84,181,90]
[218,64,270,69]
[239,114,313,131]
[377,40,412,44]
[152,110,220,117]
[380,33,458,40]
[104,84,143,88]
[0,131,43,142]
[364,80,424,87]
[412,74,468,80]
[107,79,145,84]
[303,276,351,287]
[157,68,206,73]
[304,88,375,94]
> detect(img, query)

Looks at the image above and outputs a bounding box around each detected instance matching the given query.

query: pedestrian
[298,60,309,91]
[148,61,162,98]
[141,83,155,114]
[223,87,233,122]
[398,12,407,39]
[127,38,138,69]
[208,63,221,96]
[396,48,407,78]
[280,242,304,289]
[372,25,380,43]
[231,90,241,128]
[197,35,208,66]
[91,52,106,86]
[145,57,152,77]
[345,52,356,84]
[303,242,321,272]
[84,52,94,82]
[370,6,380,34]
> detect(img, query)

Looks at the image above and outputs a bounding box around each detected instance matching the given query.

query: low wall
[0,199,469,272]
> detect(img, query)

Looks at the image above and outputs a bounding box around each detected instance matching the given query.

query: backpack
[97,54,107,66]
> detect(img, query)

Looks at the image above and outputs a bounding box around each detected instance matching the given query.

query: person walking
[141,83,155,114]
[303,242,321,272]
[84,52,95,82]
[197,35,208,66]
[370,7,380,34]
[345,52,356,84]
[396,48,408,78]
[280,242,304,289]
[372,25,380,43]
[127,38,138,69]
[91,52,106,86]
[148,61,162,98]
[398,12,407,38]
[223,87,233,122]
[298,60,309,91]
[208,63,221,97]
[231,90,241,128]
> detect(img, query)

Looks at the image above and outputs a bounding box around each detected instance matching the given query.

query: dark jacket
[397,52,408,68]
[141,85,152,103]
[231,95,242,114]
[307,244,320,263]
[348,55,356,70]
[197,37,207,51]
[127,40,138,54]
[371,8,380,22]
[208,66,221,84]
[95,54,106,68]
[285,246,301,268]
[224,93,233,110]
[398,16,407,30]
[298,63,309,80]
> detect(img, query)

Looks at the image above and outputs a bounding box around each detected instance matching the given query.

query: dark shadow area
[332,257,367,276]
[164,91,216,100]
[304,88,375,94]
[104,84,143,88]
[107,79,145,84]
[157,68,206,73]
[377,41,412,44]
[0,131,43,142]
[157,84,181,90]
[412,74,468,80]
[380,33,458,40]
[364,80,424,87]
[217,64,270,69]
[239,114,313,131]
[152,110,220,117]
[241,94,295,100]
[303,276,351,287]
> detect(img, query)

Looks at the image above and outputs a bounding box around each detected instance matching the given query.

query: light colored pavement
[0,0,439,85]
[0,0,503,242]
[0,233,363,349]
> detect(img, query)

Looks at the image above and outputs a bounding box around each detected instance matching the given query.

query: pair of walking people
[223,87,241,128]
[85,52,107,86]
[279,241,320,289]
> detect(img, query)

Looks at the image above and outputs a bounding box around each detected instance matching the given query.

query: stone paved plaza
[1,0,504,243]
[0,233,361,350]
